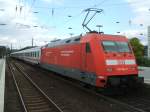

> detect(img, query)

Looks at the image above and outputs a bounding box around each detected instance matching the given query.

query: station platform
[0,59,5,112]
[139,66,150,84]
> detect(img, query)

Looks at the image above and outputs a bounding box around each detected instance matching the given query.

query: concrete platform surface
[0,59,5,112]
[138,66,150,83]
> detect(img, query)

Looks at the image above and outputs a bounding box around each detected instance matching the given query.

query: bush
[136,57,150,67]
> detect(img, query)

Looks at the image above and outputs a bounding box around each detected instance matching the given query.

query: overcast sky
[0,0,150,49]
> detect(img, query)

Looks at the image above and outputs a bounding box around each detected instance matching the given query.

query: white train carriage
[11,47,41,64]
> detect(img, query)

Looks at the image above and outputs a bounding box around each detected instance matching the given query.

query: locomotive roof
[46,33,128,48]
[46,35,82,48]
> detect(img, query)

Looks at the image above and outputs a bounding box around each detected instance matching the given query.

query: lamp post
[33,11,39,13]
[0,23,7,26]
[0,9,5,11]
[96,25,103,34]
[68,27,72,29]
[68,27,73,37]
[68,15,72,18]
[69,33,74,37]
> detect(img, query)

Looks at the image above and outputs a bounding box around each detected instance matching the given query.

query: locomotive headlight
[98,76,105,79]
[106,68,113,72]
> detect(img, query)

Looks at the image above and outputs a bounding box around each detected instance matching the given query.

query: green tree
[129,37,144,58]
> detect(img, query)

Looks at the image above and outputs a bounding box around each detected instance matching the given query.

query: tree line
[129,38,150,67]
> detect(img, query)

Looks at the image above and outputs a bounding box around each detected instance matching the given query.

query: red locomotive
[40,33,143,88]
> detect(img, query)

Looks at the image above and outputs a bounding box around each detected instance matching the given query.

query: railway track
[110,89,150,112]
[8,61,63,112]
[5,60,24,112]
[14,59,148,112]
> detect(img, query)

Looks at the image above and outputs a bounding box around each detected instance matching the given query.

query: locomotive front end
[96,35,144,88]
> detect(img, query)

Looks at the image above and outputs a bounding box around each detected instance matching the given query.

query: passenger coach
[11,47,41,64]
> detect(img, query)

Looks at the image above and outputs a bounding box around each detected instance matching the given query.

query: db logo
[118,60,125,65]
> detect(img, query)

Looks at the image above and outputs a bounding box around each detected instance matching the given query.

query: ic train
[11,33,144,88]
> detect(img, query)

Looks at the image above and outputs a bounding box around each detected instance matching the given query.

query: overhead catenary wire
[24,0,36,19]
[32,0,150,10]
[30,0,36,11]
[92,0,110,7]
[27,0,148,31]
[14,0,148,37]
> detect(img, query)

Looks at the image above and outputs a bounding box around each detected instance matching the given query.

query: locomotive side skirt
[40,63,97,86]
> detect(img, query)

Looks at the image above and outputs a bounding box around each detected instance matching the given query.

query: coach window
[86,43,91,53]
[38,52,40,57]
[37,52,39,57]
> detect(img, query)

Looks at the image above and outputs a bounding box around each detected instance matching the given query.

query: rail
[8,61,63,112]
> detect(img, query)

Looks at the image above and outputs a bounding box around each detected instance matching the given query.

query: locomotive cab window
[102,41,131,52]
[116,42,131,52]
[86,43,91,53]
